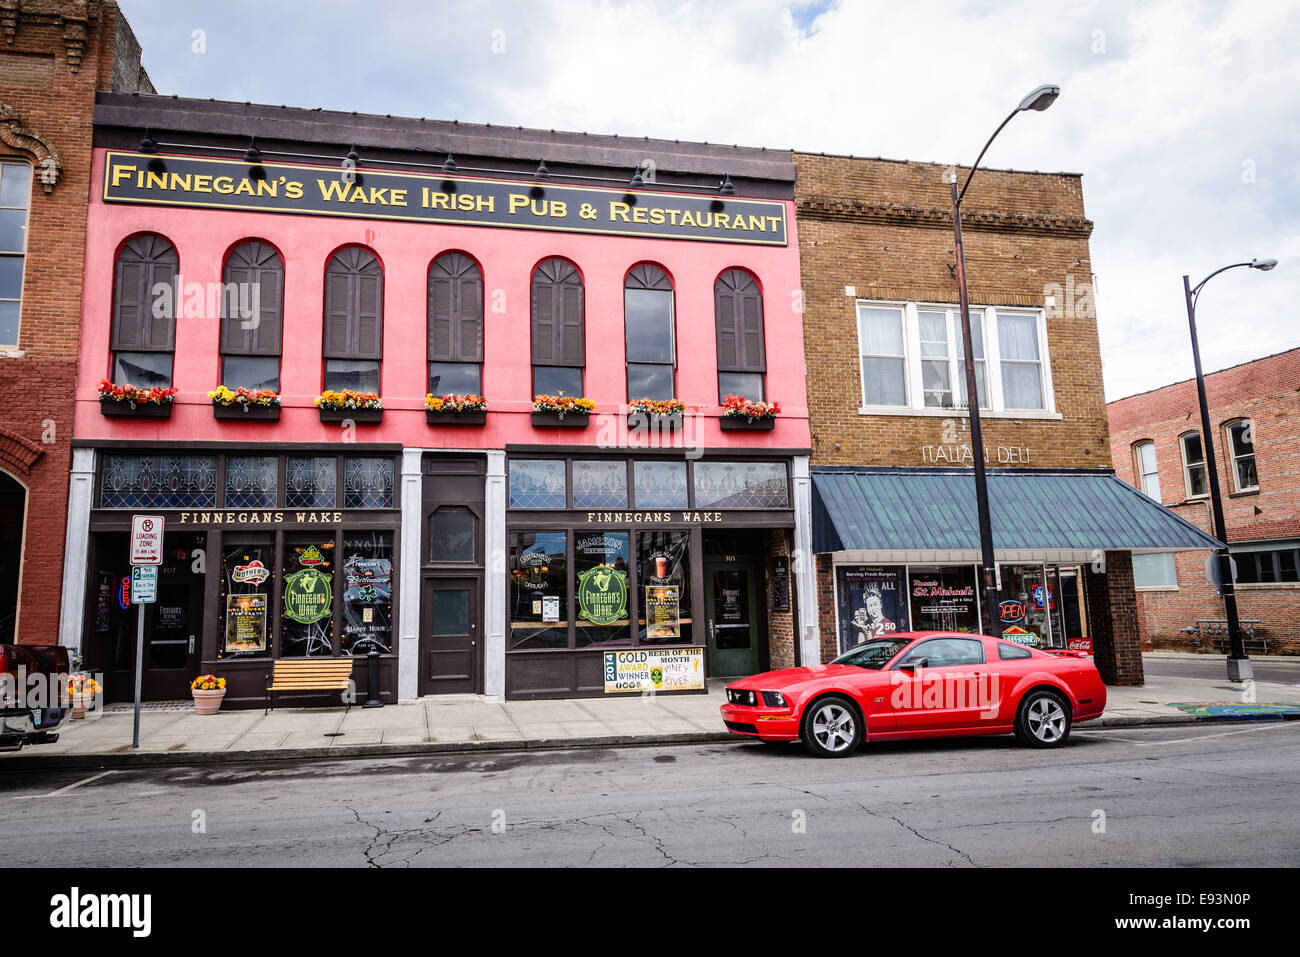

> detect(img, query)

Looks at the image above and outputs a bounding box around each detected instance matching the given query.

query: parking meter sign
[131,565,158,604]
[130,515,165,565]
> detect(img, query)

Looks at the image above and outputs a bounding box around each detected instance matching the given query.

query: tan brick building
[794,151,1218,685]
[1108,347,1300,656]
[0,0,151,644]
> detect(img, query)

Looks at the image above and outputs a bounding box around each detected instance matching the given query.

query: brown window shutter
[355,272,383,360]
[429,253,483,363]
[222,241,283,357]
[531,264,556,365]
[714,274,740,371]
[559,281,584,365]
[626,264,671,290]
[323,247,383,359]
[458,267,484,362]
[112,234,178,353]
[715,269,764,372]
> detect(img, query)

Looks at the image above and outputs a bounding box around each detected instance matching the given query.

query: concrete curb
[3,711,1296,772]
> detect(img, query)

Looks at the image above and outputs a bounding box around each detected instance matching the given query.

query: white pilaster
[397,448,423,702]
[483,450,506,698]
[57,447,96,653]
[792,455,820,666]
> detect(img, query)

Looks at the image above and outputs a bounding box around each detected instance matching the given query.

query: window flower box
[627,398,686,429]
[719,394,779,430]
[532,393,594,428]
[426,393,487,426]
[209,385,281,421]
[315,390,383,424]
[97,380,177,419]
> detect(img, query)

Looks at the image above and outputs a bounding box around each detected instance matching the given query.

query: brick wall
[1108,348,1300,654]
[0,1,147,643]
[762,527,795,670]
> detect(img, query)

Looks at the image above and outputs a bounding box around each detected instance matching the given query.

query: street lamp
[949,84,1059,634]
[1183,257,1277,682]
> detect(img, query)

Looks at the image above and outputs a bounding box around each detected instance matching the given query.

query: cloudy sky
[118,0,1299,401]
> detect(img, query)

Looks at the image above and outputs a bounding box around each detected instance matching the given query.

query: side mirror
[898,657,928,672]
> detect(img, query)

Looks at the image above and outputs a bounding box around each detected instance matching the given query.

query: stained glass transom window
[572,460,628,509]
[343,457,394,509]
[509,459,567,509]
[692,462,789,509]
[286,456,338,509]
[225,456,278,509]
[633,461,689,508]
[100,455,218,509]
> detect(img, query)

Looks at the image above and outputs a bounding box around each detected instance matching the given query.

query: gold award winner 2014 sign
[102,151,788,246]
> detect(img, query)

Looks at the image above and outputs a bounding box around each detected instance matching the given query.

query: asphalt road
[1143,656,1300,683]
[2,721,1298,867]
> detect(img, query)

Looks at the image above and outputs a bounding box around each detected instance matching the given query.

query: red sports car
[720,631,1106,758]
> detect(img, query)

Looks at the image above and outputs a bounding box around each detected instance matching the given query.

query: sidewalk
[3,666,1297,770]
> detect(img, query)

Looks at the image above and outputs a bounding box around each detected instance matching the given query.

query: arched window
[322,247,383,393]
[1225,419,1258,492]
[625,264,675,401]
[427,252,484,395]
[221,240,284,392]
[530,258,584,397]
[714,268,765,402]
[1179,431,1207,498]
[111,233,178,388]
[1133,440,1161,501]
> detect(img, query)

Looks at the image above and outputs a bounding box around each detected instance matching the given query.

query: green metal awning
[812,467,1222,561]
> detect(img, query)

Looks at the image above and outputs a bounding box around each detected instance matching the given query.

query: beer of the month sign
[603,648,705,693]
[129,515,165,565]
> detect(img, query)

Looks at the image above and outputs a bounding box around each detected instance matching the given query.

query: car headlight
[761,691,788,708]
[727,688,758,706]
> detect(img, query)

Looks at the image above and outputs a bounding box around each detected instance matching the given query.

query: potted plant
[98,379,178,419]
[627,397,686,429]
[532,393,595,428]
[315,389,383,423]
[65,673,101,720]
[719,393,780,431]
[426,393,487,425]
[209,385,282,421]
[190,673,228,714]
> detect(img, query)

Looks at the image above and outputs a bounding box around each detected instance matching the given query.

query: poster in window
[770,555,790,611]
[225,594,268,653]
[835,566,909,655]
[909,567,978,632]
[343,551,392,653]
[645,585,680,640]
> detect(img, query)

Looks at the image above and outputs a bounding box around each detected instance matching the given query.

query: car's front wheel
[800,695,862,758]
[1014,688,1072,748]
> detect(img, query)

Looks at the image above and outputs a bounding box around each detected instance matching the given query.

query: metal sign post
[129,516,163,749]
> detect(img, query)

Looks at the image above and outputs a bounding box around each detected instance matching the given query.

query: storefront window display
[575,531,631,647]
[281,538,336,657]
[636,530,691,644]
[510,531,568,649]
[220,536,274,658]
[996,564,1062,649]
[835,566,909,655]
[908,566,979,633]
[342,531,393,654]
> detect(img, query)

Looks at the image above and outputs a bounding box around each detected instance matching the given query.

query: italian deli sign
[102,151,788,246]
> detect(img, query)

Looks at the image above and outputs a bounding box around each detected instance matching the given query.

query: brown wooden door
[420,577,480,695]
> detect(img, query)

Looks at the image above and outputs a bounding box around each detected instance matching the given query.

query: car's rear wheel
[800,695,862,758]
[1015,688,1072,747]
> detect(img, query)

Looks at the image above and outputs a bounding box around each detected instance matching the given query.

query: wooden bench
[265,659,354,714]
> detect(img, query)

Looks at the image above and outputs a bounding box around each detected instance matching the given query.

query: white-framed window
[1179,431,1208,498]
[0,162,32,348]
[855,301,1052,414]
[1226,420,1258,492]
[1134,441,1161,501]
[1132,552,1178,589]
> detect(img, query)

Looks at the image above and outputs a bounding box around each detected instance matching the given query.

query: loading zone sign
[130,515,165,565]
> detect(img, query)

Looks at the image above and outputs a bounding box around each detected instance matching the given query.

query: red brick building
[0,0,151,644]
[1108,347,1300,655]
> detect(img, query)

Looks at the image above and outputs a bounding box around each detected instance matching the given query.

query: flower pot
[70,693,94,719]
[319,407,383,424]
[719,415,776,431]
[426,409,486,426]
[531,411,590,428]
[213,403,281,421]
[100,398,173,419]
[192,688,226,715]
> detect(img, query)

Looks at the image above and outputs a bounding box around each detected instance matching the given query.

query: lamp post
[950,84,1059,634]
[1183,257,1277,682]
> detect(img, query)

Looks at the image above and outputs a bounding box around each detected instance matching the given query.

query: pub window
[281,536,336,657]
[573,460,628,509]
[225,455,279,509]
[99,454,217,509]
[1226,420,1258,492]
[574,530,631,648]
[1134,441,1161,501]
[111,233,178,388]
[219,536,275,659]
[714,268,766,402]
[997,311,1046,410]
[430,506,476,563]
[625,264,675,401]
[531,258,584,397]
[343,457,394,509]
[633,460,689,509]
[637,530,691,645]
[342,531,394,654]
[1179,431,1208,498]
[693,462,789,509]
[323,246,383,393]
[221,240,284,392]
[509,530,568,649]
[428,252,484,395]
[857,304,908,407]
[285,456,338,509]
[0,162,32,347]
[508,459,567,509]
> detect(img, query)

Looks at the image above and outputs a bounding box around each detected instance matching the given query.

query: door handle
[188,635,196,654]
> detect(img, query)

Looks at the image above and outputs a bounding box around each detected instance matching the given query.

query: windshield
[830,637,912,670]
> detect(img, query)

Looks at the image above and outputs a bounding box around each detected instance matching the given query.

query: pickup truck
[0,644,71,752]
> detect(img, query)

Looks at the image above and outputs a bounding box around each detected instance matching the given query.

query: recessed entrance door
[705,564,760,677]
[140,572,204,700]
[420,577,480,695]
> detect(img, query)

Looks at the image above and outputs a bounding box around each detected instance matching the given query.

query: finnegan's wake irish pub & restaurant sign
[102,152,788,246]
